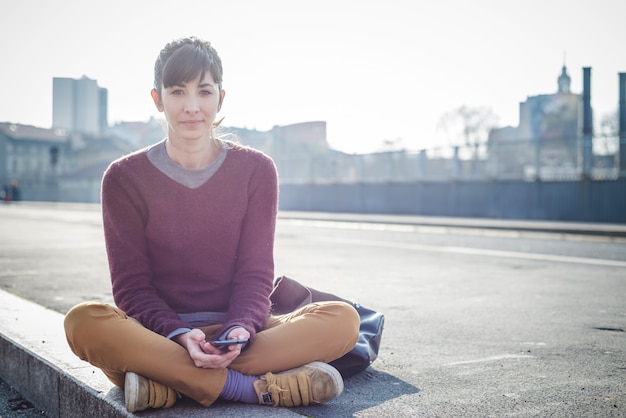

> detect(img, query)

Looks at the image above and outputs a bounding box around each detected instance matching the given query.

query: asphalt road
[1,202,625,417]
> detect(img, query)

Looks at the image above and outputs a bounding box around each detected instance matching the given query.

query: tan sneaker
[124,372,179,412]
[253,361,344,407]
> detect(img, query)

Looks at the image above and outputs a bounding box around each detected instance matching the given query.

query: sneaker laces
[148,379,178,408]
[264,371,313,407]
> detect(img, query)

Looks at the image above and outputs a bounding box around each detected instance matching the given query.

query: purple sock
[219,369,260,404]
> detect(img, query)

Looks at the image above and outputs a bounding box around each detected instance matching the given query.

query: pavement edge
[0,289,131,418]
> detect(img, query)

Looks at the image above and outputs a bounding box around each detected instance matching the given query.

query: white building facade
[53,76,108,135]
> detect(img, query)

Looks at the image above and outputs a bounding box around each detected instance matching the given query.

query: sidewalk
[1,203,625,417]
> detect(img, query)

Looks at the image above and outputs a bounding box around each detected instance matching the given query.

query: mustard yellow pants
[64,301,359,407]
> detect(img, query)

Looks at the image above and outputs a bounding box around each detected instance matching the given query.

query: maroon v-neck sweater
[101,142,278,342]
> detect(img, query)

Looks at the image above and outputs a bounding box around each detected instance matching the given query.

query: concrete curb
[0,288,132,418]
[278,211,626,238]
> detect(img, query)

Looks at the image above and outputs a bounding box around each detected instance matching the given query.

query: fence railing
[273,136,625,184]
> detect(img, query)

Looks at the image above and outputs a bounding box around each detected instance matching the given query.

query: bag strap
[269,275,354,314]
[308,287,349,304]
[269,276,314,314]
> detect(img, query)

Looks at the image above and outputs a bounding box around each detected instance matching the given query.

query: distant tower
[557,65,571,94]
[53,76,108,135]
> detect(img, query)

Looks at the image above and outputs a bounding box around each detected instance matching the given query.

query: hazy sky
[1,0,625,153]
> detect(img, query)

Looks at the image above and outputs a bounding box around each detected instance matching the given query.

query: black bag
[269,276,385,378]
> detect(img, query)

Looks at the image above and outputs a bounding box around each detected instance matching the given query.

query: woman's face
[152,72,225,143]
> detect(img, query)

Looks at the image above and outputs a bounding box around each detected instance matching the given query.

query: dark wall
[279,179,626,224]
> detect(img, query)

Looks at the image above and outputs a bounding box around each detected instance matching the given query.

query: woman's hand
[221,326,251,353]
[174,328,246,369]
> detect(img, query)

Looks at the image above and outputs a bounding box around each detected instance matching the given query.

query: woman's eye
[170,89,184,95]
[200,90,212,96]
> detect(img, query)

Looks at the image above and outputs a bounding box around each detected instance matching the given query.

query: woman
[64,36,360,412]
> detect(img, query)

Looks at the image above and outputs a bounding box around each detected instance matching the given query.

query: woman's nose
[184,96,199,113]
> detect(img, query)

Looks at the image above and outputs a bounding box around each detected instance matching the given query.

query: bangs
[162,45,219,89]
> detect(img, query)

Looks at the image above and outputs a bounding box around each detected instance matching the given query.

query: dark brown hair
[153,37,223,93]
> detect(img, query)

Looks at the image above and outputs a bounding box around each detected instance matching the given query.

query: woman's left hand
[212,326,251,354]
[176,328,248,369]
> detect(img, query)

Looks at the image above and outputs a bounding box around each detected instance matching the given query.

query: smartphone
[209,338,249,350]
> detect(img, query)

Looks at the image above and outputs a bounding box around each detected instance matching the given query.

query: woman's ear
[151,89,164,112]
[218,89,226,112]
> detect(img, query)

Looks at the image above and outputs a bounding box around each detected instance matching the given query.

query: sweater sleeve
[101,160,190,337]
[212,152,278,343]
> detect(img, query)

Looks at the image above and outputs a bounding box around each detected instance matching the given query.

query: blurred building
[488,65,583,179]
[229,121,329,158]
[0,123,68,201]
[0,122,133,202]
[53,76,108,135]
[105,117,166,149]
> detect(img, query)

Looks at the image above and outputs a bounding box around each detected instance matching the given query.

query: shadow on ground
[289,367,420,417]
[98,367,419,417]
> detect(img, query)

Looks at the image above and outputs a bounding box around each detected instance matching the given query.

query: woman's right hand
[174,328,241,369]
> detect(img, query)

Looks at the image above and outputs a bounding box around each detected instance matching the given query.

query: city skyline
[1,0,625,154]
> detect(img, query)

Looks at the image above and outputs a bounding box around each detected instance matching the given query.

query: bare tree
[378,137,406,152]
[597,110,618,155]
[437,105,500,158]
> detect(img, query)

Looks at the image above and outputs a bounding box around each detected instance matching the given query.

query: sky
[1,0,625,154]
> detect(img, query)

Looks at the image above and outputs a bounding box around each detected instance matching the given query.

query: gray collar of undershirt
[146,139,228,189]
